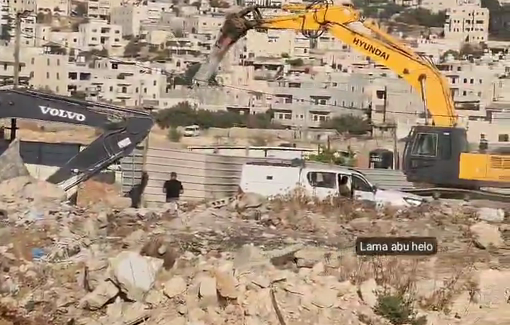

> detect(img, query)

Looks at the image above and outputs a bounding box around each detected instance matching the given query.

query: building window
[499,134,509,142]
[412,133,438,157]
[306,171,336,189]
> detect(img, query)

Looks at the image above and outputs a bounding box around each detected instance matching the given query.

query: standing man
[163,172,183,203]
[479,133,489,153]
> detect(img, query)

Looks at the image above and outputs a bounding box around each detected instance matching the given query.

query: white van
[183,125,201,137]
[239,160,425,207]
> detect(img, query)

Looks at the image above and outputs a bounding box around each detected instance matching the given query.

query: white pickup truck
[239,160,425,207]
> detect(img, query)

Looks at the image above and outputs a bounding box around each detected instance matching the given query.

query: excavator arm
[0,89,154,191]
[203,3,456,127]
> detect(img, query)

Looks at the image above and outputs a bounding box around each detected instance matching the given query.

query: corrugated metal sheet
[356,168,414,190]
[120,145,145,194]
[143,145,247,205]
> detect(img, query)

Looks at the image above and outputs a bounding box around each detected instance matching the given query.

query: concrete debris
[163,276,187,298]
[477,207,505,223]
[470,221,504,249]
[1,183,510,325]
[108,251,164,301]
[79,279,119,310]
[0,139,30,184]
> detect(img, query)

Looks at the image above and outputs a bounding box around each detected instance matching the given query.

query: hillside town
[0,0,509,143]
[1,0,510,324]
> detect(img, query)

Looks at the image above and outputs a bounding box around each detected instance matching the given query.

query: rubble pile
[0,177,510,325]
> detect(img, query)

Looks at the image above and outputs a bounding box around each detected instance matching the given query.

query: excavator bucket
[193,8,258,86]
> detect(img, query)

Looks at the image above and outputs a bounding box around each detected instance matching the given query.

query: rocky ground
[0,173,510,325]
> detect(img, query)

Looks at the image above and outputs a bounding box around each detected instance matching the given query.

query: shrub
[320,115,371,135]
[154,102,283,130]
[375,294,427,325]
[167,127,182,142]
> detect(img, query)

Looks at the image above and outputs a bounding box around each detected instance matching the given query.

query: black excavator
[0,88,154,195]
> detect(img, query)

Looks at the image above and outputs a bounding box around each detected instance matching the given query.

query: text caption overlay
[355,237,438,256]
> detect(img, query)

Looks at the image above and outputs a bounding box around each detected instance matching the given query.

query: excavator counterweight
[0,89,154,192]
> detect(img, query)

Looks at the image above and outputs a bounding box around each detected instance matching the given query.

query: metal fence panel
[18,141,81,166]
[356,168,414,190]
[120,145,145,194]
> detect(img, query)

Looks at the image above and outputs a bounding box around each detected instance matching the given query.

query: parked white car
[183,125,201,137]
[239,160,425,207]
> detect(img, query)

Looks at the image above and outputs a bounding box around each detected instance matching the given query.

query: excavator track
[400,187,510,203]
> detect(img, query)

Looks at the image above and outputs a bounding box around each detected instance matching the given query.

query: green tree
[440,49,460,61]
[307,148,355,166]
[287,58,304,66]
[70,91,87,100]
[481,0,500,12]
[167,127,182,142]
[460,43,485,58]
[75,2,88,17]
[0,15,13,42]
[320,115,371,135]
[210,0,230,7]
[123,40,143,57]
[191,1,201,9]
[154,101,283,129]
[395,8,446,27]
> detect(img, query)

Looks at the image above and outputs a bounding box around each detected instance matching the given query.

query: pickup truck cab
[239,159,424,207]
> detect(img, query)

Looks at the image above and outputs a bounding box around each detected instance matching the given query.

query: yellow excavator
[199,1,510,201]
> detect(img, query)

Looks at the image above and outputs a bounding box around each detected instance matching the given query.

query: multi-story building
[443,5,489,43]
[87,0,123,20]
[436,59,504,117]
[78,20,123,52]
[28,53,69,95]
[110,5,148,37]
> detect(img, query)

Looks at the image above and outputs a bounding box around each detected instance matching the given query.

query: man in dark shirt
[163,172,183,202]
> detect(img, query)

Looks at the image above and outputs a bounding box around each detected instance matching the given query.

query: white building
[78,20,122,51]
[87,0,123,20]
[443,5,489,43]
[110,5,147,37]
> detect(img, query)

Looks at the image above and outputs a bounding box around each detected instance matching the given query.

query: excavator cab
[403,125,474,189]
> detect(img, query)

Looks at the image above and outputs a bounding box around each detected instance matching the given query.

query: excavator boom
[0,89,154,191]
[198,4,456,127]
